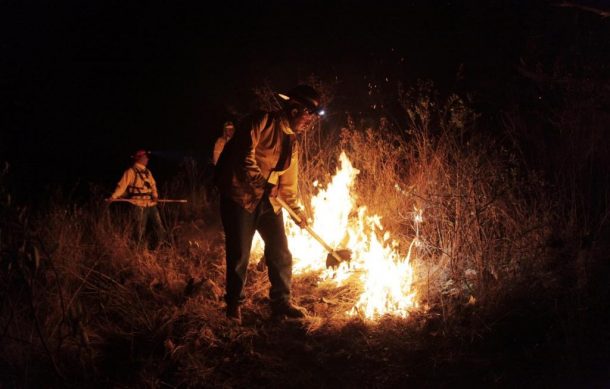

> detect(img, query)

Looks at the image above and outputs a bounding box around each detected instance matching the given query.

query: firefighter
[213,121,235,165]
[109,150,168,248]
[215,85,325,322]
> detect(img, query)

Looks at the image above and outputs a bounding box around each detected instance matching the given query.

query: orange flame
[254,152,418,319]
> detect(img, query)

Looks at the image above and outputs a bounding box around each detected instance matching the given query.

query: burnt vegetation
[2,5,610,388]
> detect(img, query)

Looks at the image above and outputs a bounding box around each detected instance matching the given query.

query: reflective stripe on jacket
[111,163,159,207]
[215,110,301,214]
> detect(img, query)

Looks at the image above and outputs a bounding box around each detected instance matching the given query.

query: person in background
[213,121,235,165]
[108,150,168,248]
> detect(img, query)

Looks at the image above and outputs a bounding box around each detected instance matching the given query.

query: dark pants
[133,206,167,248]
[220,195,292,306]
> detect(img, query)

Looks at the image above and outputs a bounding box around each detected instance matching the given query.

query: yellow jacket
[110,163,159,207]
[215,111,301,215]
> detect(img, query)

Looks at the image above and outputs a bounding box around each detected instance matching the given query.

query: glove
[291,209,308,229]
[265,183,279,198]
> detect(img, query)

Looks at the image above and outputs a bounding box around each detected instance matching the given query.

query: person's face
[225,126,235,138]
[289,107,317,134]
[137,155,149,166]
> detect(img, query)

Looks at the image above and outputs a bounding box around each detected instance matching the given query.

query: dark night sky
[1,0,605,199]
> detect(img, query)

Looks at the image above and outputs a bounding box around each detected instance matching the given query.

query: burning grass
[253,151,419,320]
[1,86,608,386]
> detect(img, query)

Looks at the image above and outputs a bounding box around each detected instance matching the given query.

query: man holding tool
[108,149,168,248]
[215,85,326,322]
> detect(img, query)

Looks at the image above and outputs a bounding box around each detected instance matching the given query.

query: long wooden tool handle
[275,197,344,263]
[107,199,188,204]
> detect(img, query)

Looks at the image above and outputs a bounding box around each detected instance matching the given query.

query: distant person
[212,121,235,165]
[215,85,325,323]
[108,150,168,248]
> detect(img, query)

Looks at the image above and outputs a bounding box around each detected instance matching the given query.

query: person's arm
[213,138,225,165]
[110,169,134,199]
[277,147,307,226]
[150,173,159,201]
[235,113,268,190]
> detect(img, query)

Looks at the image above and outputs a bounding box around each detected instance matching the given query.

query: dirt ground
[93,224,608,388]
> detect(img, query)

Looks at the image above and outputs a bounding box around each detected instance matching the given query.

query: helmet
[131,149,151,160]
[278,85,325,116]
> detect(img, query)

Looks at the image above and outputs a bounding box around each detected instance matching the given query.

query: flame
[254,152,418,319]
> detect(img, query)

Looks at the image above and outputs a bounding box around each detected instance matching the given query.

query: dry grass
[298,85,555,318]
[1,80,608,387]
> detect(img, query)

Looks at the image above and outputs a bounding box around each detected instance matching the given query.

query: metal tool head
[325,249,353,269]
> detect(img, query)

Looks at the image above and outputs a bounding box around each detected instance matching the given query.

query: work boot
[271,301,307,319]
[226,304,241,324]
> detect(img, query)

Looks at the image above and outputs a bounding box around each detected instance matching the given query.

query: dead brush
[2,75,606,386]
[0,178,231,385]
[292,83,554,330]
